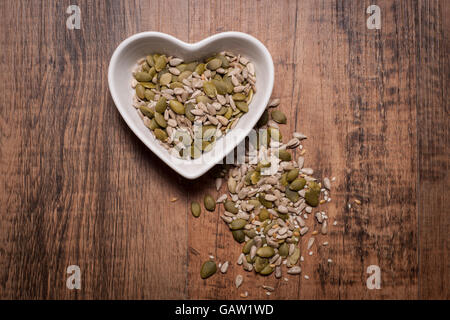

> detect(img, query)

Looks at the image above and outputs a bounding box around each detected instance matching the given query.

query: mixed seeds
[132,52,256,158]
[193,96,335,298]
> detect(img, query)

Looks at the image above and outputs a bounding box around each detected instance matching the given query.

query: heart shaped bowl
[108,31,274,179]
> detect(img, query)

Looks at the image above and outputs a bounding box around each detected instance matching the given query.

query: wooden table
[0,0,448,300]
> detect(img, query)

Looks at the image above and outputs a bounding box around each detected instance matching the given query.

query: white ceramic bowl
[108,32,274,179]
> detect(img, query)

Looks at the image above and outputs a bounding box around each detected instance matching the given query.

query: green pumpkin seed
[139,106,154,118]
[244,229,257,238]
[155,55,167,71]
[178,70,192,82]
[256,246,275,258]
[279,243,289,257]
[196,95,212,105]
[280,173,289,186]
[288,248,300,266]
[248,199,261,208]
[285,188,300,203]
[155,97,167,113]
[184,102,195,122]
[135,71,152,82]
[159,72,172,86]
[144,90,155,101]
[235,101,248,113]
[191,201,201,217]
[277,149,292,161]
[246,89,254,104]
[139,81,156,89]
[206,58,222,70]
[232,230,245,243]
[169,81,184,89]
[200,261,217,279]
[289,178,306,191]
[203,81,217,97]
[216,54,229,68]
[258,193,274,208]
[230,219,246,230]
[136,84,145,99]
[169,100,185,115]
[242,239,255,254]
[204,195,216,211]
[232,93,246,101]
[224,200,238,214]
[287,169,299,182]
[224,107,233,119]
[154,128,167,141]
[254,256,269,273]
[212,79,228,95]
[271,110,287,124]
[154,112,167,128]
[259,209,270,221]
[305,189,320,207]
[185,62,198,72]
[148,118,159,130]
[146,55,155,67]
[194,63,206,75]
[223,76,234,93]
[260,264,274,276]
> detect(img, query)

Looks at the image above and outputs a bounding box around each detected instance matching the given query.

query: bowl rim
[108,31,274,179]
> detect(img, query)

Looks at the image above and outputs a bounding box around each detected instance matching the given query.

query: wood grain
[0,0,447,299]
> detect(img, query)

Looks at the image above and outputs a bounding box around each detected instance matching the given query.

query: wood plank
[417,0,450,300]
[0,0,190,299]
[292,0,419,299]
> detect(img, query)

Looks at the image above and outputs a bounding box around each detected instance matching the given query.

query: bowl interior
[109,32,274,179]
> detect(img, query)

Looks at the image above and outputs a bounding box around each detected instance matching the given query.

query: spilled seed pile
[191,97,336,296]
[131,52,256,158]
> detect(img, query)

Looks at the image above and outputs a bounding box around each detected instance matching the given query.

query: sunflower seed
[235,275,243,288]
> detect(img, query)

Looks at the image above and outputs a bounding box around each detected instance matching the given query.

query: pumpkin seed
[191,201,201,217]
[155,55,167,71]
[271,110,287,124]
[289,178,306,191]
[230,219,247,230]
[136,84,145,99]
[254,257,269,273]
[204,195,216,211]
[155,97,167,113]
[277,149,292,161]
[144,89,155,101]
[260,264,274,276]
[200,260,217,279]
[286,169,299,182]
[135,71,152,82]
[154,112,167,128]
[206,58,222,70]
[259,209,270,221]
[169,100,185,115]
[235,101,248,113]
[232,230,245,243]
[256,246,275,258]
[159,72,172,86]
[203,81,217,97]
[224,200,239,214]
[154,128,167,141]
[242,239,255,254]
[279,243,289,257]
[139,106,154,118]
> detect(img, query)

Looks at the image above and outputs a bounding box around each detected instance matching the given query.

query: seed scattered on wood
[235,274,243,288]
[220,261,229,273]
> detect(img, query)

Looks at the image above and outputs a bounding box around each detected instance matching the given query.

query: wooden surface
[0,0,448,300]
